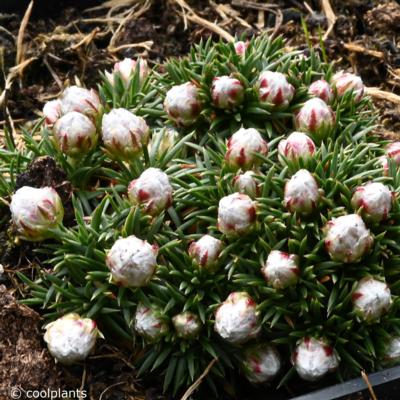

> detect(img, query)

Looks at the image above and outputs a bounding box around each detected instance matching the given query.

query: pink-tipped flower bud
[234,41,248,56]
[233,171,258,198]
[106,235,158,287]
[43,99,62,126]
[331,71,364,103]
[106,57,149,87]
[53,111,97,157]
[10,186,64,241]
[215,292,261,344]
[134,304,169,342]
[241,344,281,383]
[278,132,316,163]
[225,128,268,170]
[258,71,294,107]
[172,311,202,339]
[188,234,223,271]
[211,76,244,109]
[352,277,392,321]
[128,168,173,215]
[44,313,99,365]
[324,214,373,263]
[164,82,202,127]
[284,169,320,215]
[380,142,400,174]
[101,108,149,160]
[217,193,257,236]
[60,86,101,118]
[351,182,392,222]
[261,250,300,289]
[295,98,335,140]
[308,80,333,103]
[292,337,339,381]
[383,337,400,366]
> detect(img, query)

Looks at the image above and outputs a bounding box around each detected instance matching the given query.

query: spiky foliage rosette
[4,35,400,398]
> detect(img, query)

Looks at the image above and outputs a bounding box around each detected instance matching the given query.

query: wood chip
[366,87,400,104]
[343,43,384,59]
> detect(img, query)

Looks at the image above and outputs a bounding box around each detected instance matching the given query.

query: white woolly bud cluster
[211,76,244,109]
[172,311,202,339]
[134,304,169,342]
[233,171,258,198]
[234,41,248,56]
[106,57,149,87]
[258,71,294,107]
[188,234,223,271]
[380,142,400,174]
[43,100,62,126]
[278,131,316,163]
[383,337,400,366]
[59,85,101,118]
[308,80,333,103]
[331,71,364,103]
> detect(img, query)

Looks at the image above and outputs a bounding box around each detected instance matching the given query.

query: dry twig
[16,0,34,76]
[361,370,378,400]
[321,0,337,40]
[343,43,385,59]
[366,87,400,104]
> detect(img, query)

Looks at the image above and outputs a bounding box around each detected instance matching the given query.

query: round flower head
[53,111,97,157]
[134,303,169,342]
[215,292,260,344]
[261,250,300,289]
[308,80,333,103]
[380,142,400,174]
[258,71,295,107]
[351,182,392,222]
[128,167,173,215]
[188,234,223,271]
[292,337,339,382]
[10,186,64,241]
[233,171,258,198]
[241,344,281,383]
[278,131,316,164]
[106,235,158,287]
[324,214,373,263]
[234,41,248,56]
[225,127,268,170]
[217,193,257,236]
[172,311,202,339]
[164,82,202,127]
[101,108,150,160]
[331,71,364,103]
[284,169,320,215]
[44,313,98,365]
[106,57,149,87]
[211,76,244,110]
[383,337,400,366]
[60,86,101,118]
[352,277,392,321]
[295,98,335,140]
[43,99,62,126]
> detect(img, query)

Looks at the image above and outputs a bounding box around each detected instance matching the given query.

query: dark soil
[1,1,400,399]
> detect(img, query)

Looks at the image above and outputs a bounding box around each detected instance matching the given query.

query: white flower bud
[234,41,248,56]
[295,98,335,140]
[10,186,64,241]
[308,80,333,103]
[164,82,202,127]
[278,132,316,164]
[211,76,244,109]
[134,303,169,342]
[292,337,339,381]
[352,277,392,321]
[106,235,158,287]
[44,313,99,365]
[101,108,150,160]
[225,127,268,170]
[43,99,62,126]
[261,250,300,289]
[380,142,400,174]
[188,234,223,271]
[284,169,319,215]
[331,71,364,103]
[172,311,202,339]
[383,337,400,366]
[233,171,258,198]
[215,292,260,344]
[106,57,149,87]
[241,344,281,383]
[217,193,257,236]
[53,111,97,157]
[324,214,373,263]
[60,86,101,117]
[128,167,173,215]
[351,182,392,222]
[258,71,294,107]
